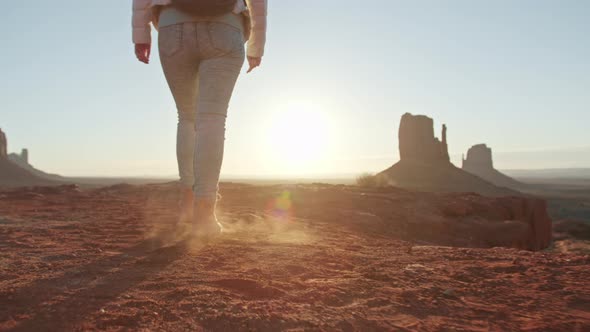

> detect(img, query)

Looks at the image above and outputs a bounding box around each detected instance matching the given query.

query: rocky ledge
[0,183,586,331]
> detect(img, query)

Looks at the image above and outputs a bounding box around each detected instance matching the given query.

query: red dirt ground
[0,183,588,331]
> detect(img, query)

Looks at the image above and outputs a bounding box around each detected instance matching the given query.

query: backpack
[171,0,238,17]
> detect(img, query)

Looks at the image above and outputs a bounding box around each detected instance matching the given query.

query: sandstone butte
[0,128,60,187]
[0,128,7,158]
[378,113,517,196]
[462,143,523,190]
[377,113,552,252]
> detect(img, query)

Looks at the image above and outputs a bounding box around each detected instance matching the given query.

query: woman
[132,0,267,237]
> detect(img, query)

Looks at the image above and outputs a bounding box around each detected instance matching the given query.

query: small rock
[443,289,456,297]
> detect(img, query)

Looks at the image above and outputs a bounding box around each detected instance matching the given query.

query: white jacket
[132,0,267,57]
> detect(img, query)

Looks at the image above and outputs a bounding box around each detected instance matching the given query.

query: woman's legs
[193,22,245,199]
[158,23,200,189]
[193,55,243,199]
[159,22,244,235]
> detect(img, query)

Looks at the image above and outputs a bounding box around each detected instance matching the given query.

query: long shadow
[2,235,191,332]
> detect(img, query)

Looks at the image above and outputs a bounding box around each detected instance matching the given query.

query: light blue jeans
[158,22,244,199]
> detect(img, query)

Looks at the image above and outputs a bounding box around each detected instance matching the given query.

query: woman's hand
[135,43,151,64]
[247,56,262,73]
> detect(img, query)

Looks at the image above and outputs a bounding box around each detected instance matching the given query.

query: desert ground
[0,183,588,331]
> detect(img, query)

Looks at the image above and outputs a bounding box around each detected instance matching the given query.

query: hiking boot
[178,188,194,224]
[193,198,223,237]
[169,188,194,239]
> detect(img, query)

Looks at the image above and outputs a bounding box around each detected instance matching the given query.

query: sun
[266,102,330,172]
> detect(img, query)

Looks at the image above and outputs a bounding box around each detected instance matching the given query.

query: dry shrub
[356,173,387,188]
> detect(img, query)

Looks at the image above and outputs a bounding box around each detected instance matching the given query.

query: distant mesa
[0,128,62,187]
[462,144,523,190]
[9,148,63,182]
[0,128,6,158]
[9,148,29,166]
[378,113,518,196]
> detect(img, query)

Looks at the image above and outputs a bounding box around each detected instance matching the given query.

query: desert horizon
[4,127,590,181]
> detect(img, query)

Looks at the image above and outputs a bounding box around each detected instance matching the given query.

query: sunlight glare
[266,102,331,172]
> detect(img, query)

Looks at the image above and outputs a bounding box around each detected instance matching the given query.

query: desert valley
[1,115,589,331]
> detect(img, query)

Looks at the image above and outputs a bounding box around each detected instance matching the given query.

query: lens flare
[267,190,293,220]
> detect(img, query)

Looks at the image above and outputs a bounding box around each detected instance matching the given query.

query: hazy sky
[1,0,589,177]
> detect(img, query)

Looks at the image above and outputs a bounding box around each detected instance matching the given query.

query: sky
[1,0,589,178]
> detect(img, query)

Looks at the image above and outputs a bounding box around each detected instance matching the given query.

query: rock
[375,114,551,249]
[281,184,552,251]
[398,113,450,163]
[436,195,552,251]
[9,149,29,165]
[0,158,57,188]
[378,114,519,196]
[0,182,583,331]
[443,289,456,298]
[441,200,473,217]
[553,220,590,241]
[5,138,63,183]
[463,144,494,170]
[462,144,523,190]
[0,130,62,187]
[31,184,81,195]
[0,128,6,158]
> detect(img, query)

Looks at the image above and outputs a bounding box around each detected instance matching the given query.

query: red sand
[0,184,588,331]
